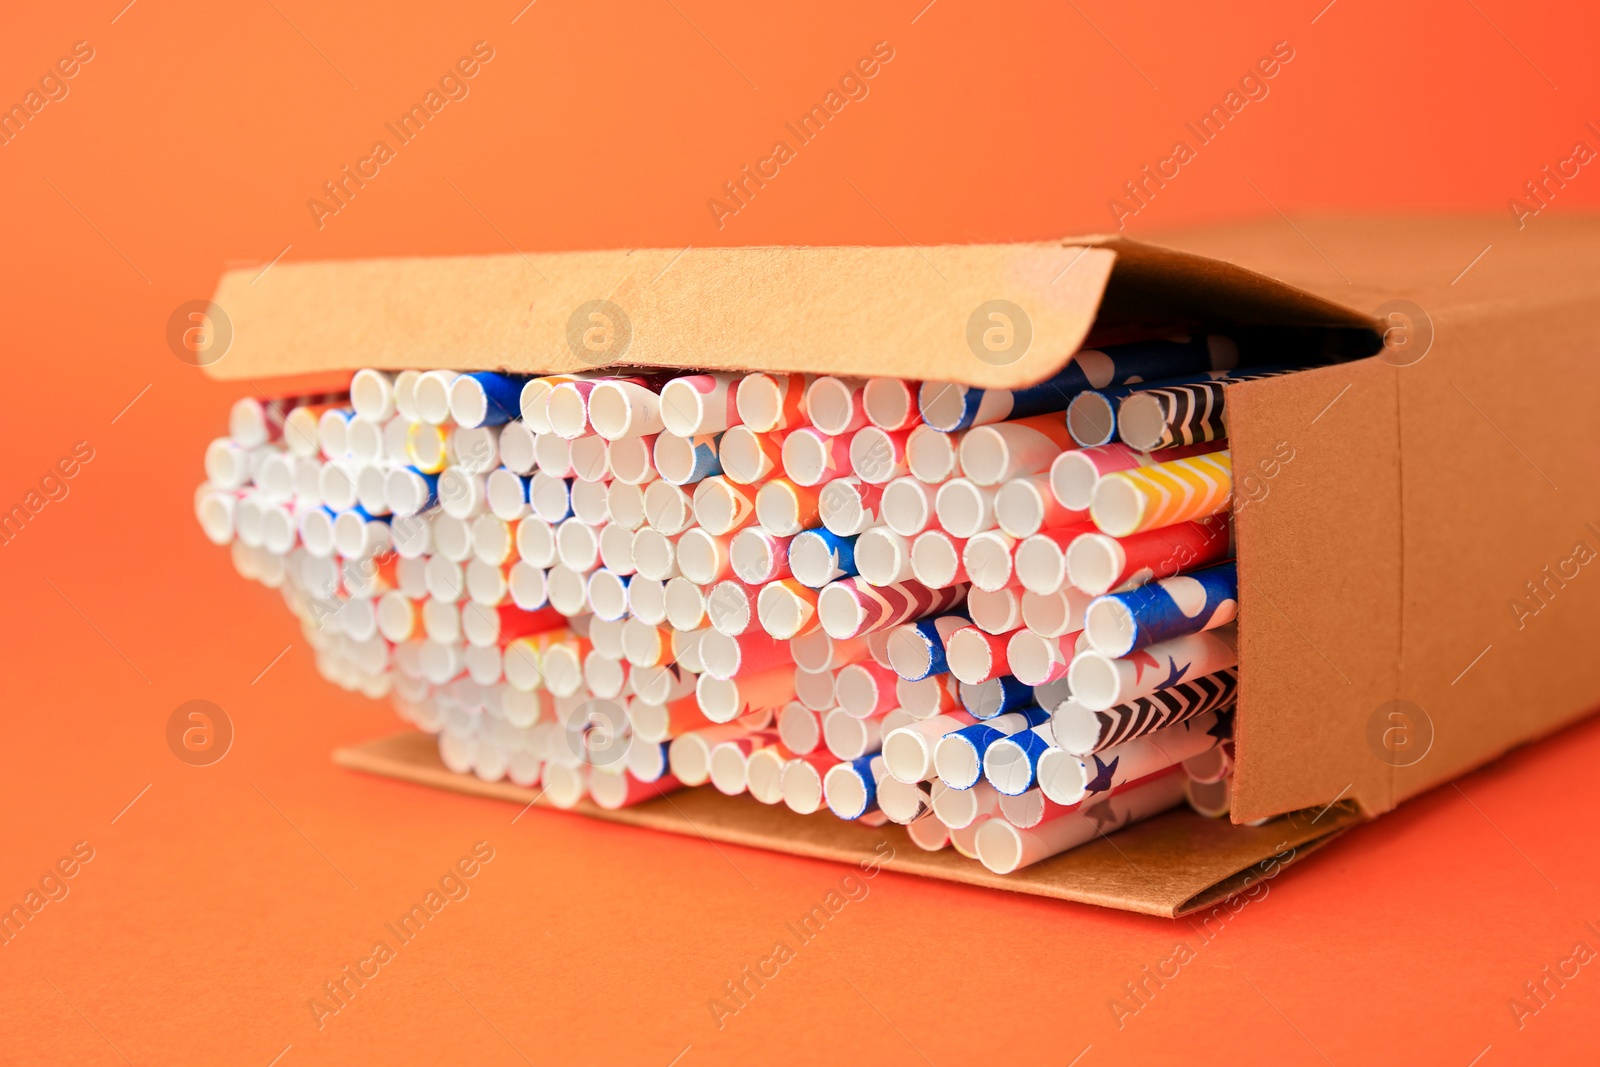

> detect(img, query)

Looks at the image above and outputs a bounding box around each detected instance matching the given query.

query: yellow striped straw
[1090,450,1233,538]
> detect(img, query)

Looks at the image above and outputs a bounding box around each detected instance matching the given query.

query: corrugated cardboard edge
[334,731,1361,918]
[203,237,1375,390]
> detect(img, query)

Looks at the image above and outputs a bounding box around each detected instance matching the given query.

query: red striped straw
[816,578,969,640]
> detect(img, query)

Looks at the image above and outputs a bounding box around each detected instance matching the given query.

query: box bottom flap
[334,731,1363,918]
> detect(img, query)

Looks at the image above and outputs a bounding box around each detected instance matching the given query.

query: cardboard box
[207,216,1600,916]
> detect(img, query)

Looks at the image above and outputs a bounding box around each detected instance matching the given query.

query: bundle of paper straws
[197,335,1272,875]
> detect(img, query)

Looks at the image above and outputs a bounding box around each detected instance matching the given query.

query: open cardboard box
[206,216,1600,917]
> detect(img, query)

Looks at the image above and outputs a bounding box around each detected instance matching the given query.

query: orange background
[3,1,1599,1063]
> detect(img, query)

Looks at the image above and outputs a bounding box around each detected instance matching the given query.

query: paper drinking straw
[607,482,648,531]
[534,432,576,478]
[822,707,886,761]
[597,523,637,576]
[317,408,355,460]
[698,630,794,681]
[1051,669,1237,754]
[624,575,666,625]
[805,376,869,436]
[736,372,810,432]
[589,378,668,440]
[628,693,703,743]
[861,377,920,431]
[1068,625,1238,711]
[605,435,656,486]
[545,380,601,439]
[957,414,1079,487]
[585,568,631,622]
[569,437,610,487]
[283,402,344,457]
[515,516,558,568]
[584,651,627,699]
[996,789,1069,830]
[677,527,733,586]
[824,754,882,820]
[876,774,932,824]
[906,809,952,850]
[945,625,1020,685]
[465,558,511,605]
[496,421,537,476]
[1013,523,1097,596]
[706,578,763,636]
[683,479,754,541]
[669,724,753,786]
[1040,710,1227,805]
[204,438,254,490]
[881,476,937,538]
[547,565,593,617]
[817,578,968,640]
[663,576,708,630]
[521,373,594,434]
[781,752,840,814]
[964,586,1021,636]
[897,674,961,720]
[919,336,1239,432]
[591,769,681,810]
[1066,370,1236,447]
[849,426,912,484]
[1117,370,1296,452]
[993,475,1083,540]
[934,479,998,539]
[555,519,602,573]
[569,476,611,524]
[654,432,724,486]
[485,469,531,522]
[412,370,459,425]
[1184,772,1231,817]
[527,474,573,525]
[717,425,784,486]
[778,701,822,754]
[790,631,870,673]
[959,675,1035,720]
[708,731,778,795]
[932,778,999,830]
[884,613,968,681]
[933,708,1049,789]
[730,527,793,585]
[975,769,1187,874]
[659,373,741,437]
[229,396,284,447]
[744,745,792,804]
[1004,628,1080,686]
[449,372,525,429]
[347,418,385,468]
[620,619,672,667]
[790,528,859,588]
[1183,741,1232,784]
[1050,440,1229,512]
[818,478,886,538]
[631,527,681,582]
[883,713,977,783]
[425,556,466,602]
[753,478,822,538]
[439,469,489,521]
[756,579,820,640]
[905,425,961,485]
[1019,587,1093,642]
[781,427,852,487]
[1065,519,1232,597]
[1084,561,1239,657]
[910,529,967,589]
[671,625,708,675]
[854,528,916,588]
[982,724,1054,796]
[1091,450,1234,538]
[377,592,420,643]
[696,664,796,723]
[643,480,695,535]
[961,531,1019,593]
[835,661,899,719]
[792,667,835,711]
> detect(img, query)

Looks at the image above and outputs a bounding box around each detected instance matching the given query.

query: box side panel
[1391,295,1600,801]
[1228,358,1404,820]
